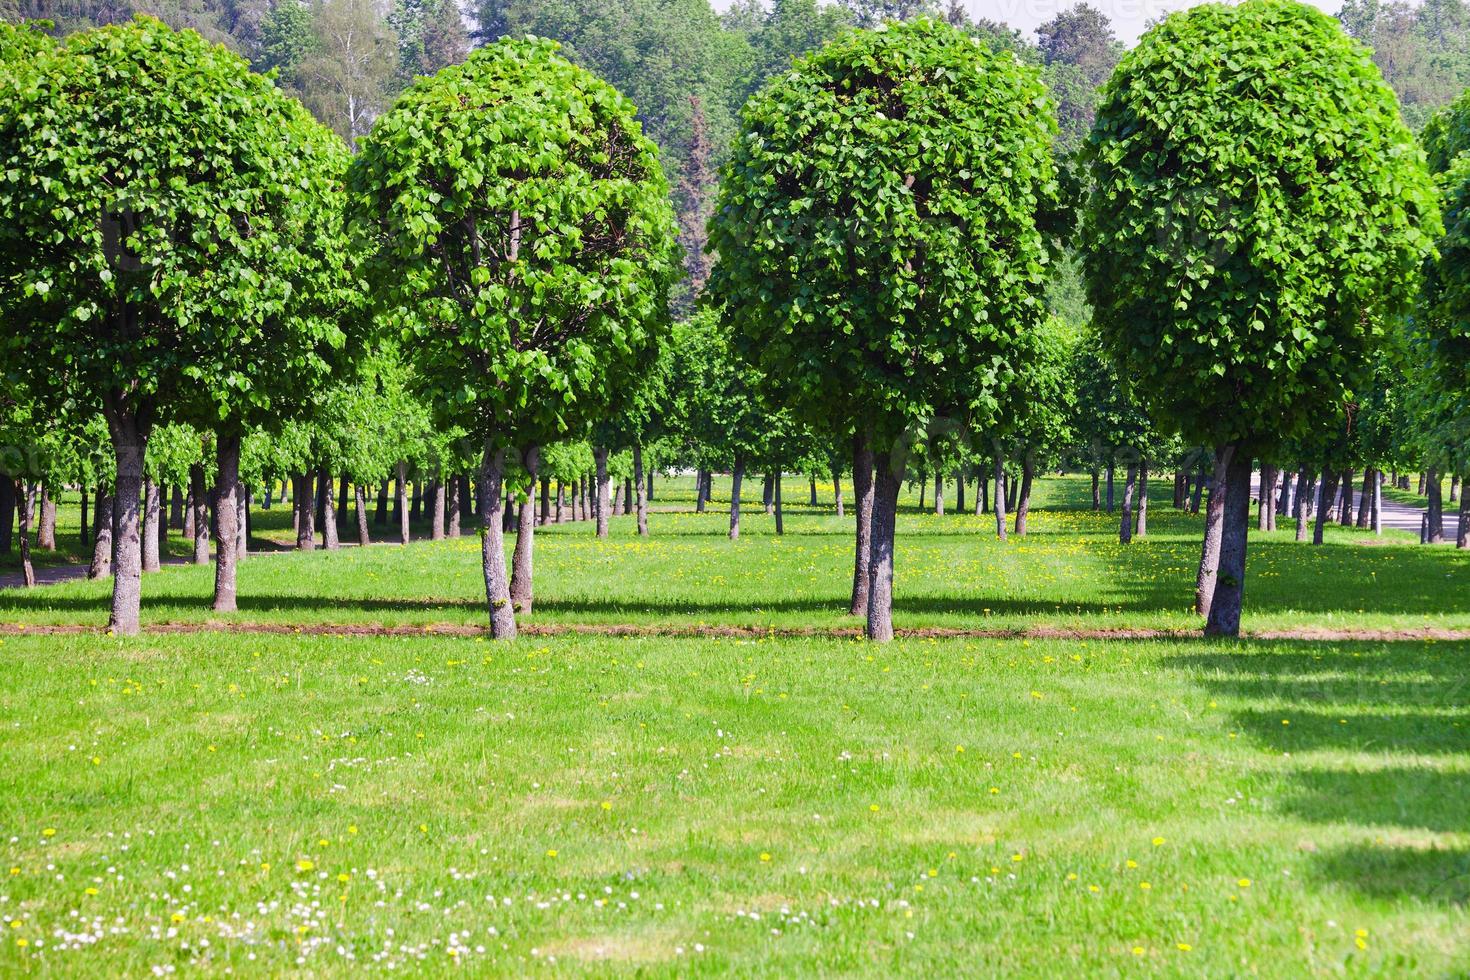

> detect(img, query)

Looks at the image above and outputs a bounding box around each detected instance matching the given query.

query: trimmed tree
[708,17,1059,640]
[348,37,680,638]
[1079,0,1439,636]
[0,17,358,633]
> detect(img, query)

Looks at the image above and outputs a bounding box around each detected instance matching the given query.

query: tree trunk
[850,431,874,617]
[729,456,745,541]
[37,482,56,550]
[1204,446,1252,637]
[1090,465,1101,511]
[410,479,423,523]
[397,462,410,545]
[103,400,149,636]
[809,474,818,507]
[1119,462,1137,545]
[1339,470,1354,528]
[763,473,774,515]
[647,470,654,502]
[431,477,446,541]
[1457,475,1469,549]
[934,469,944,516]
[1313,469,1340,545]
[1356,470,1373,528]
[320,466,339,550]
[337,475,348,528]
[555,481,565,523]
[461,474,474,528]
[213,432,242,612]
[1372,470,1383,536]
[479,443,516,639]
[447,477,461,538]
[1015,455,1034,535]
[594,446,611,539]
[1427,467,1444,543]
[295,472,316,551]
[376,479,389,526]
[1257,466,1274,532]
[236,485,249,559]
[80,484,90,550]
[1173,470,1185,509]
[1196,444,1233,618]
[13,479,34,587]
[634,445,649,537]
[954,470,964,514]
[696,468,708,514]
[504,489,516,532]
[511,446,538,615]
[1191,457,1206,514]
[184,486,197,540]
[1296,472,1315,543]
[918,471,927,511]
[537,475,550,526]
[89,483,112,580]
[315,471,327,530]
[1136,458,1149,537]
[865,451,901,642]
[993,451,1008,541]
[1105,461,1115,512]
[774,469,784,535]
[141,477,161,572]
[190,464,211,564]
[980,466,989,515]
[355,484,371,547]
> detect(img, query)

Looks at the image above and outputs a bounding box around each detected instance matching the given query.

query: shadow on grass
[1305,844,1470,906]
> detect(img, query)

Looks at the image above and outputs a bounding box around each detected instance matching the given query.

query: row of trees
[4,4,1469,643]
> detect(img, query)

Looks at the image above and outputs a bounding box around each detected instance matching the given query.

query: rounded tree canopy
[1422,89,1470,178]
[0,16,353,426]
[347,37,682,449]
[1079,0,1440,451]
[706,17,1060,447]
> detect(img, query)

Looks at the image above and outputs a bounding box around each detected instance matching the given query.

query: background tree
[1079,0,1440,637]
[349,38,680,639]
[708,18,1060,641]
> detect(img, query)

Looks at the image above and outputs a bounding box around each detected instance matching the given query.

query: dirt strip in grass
[3,621,1469,642]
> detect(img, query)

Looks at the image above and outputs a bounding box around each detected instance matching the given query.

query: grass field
[2,476,1468,975]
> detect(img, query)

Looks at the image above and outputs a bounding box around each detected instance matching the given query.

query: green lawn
[1,476,1468,974]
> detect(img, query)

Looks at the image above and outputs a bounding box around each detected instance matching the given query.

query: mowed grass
[1,630,1467,975]
[1,475,1468,633]
[2,475,1468,974]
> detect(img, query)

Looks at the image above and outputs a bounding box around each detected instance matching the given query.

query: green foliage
[0,16,354,430]
[1338,0,1470,129]
[347,37,682,451]
[1079,0,1441,453]
[257,0,314,77]
[707,17,1060,448]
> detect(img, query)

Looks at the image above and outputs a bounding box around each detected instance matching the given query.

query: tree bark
[1313,469,1340,545]
[634,444,649,536]
[1120,462,1137,545]
[647,470,654,502]
[1339,470,1355,527]
[933,469,944,516]
[89,483,112,580]
[809,474,818,507]
[376,479,389,526]
[1356,469,1373,528]
[849,431,874,617]
[953,470,964,514]
[1105,461,1115,513]
[1090,465,1100,511]
[1015,455,1034,535]
[993,450,1008,541]
[555,481,565,523]
[1257,466,1274,532]
[479,443,516,639]
[141,477,161,572]
[510,446,538,615]
[1204,446,1252,637]
[320,466,339,550]
[397,462,410,545]
[447,477,461,537]
[1191,457,1206,514]
[774,468,784,535]
[865,451,901,642]
[80,484,90,550]
[763,473,774,515]
[191,464,211,563]
[1427,467,1444,543]
[1295,472,1315,543]
[1136,459,1150,537]
[355,484,371,546]
[696,468,708,514]
[13,479,34,587]
[103,400,149,636]
[729,455,745,540]
[431,476,446,541]
[213,432,242,612]
[1458,475,1469,549]
[169,483,184,530]
[594,446,611,539]
[1196,444,1233,618]
[184,486,196,540]
[1372,470,1383,536]
[460,474,474,529]
[37,482,56,550]
[295,472,316,551]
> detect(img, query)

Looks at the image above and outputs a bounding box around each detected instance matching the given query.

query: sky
[967,0,1340,42]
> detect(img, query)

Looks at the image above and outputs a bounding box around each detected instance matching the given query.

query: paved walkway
[1254,474,1462,541]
